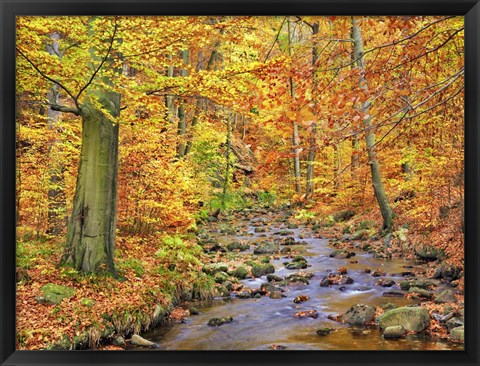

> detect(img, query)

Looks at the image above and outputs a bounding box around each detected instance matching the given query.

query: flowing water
[136,210,463,351]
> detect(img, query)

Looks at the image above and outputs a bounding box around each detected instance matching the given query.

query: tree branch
[75,17,118,101]
[16,47,79,109]
[49,104,81,116]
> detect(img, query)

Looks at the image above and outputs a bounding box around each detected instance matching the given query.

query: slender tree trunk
[306,21,319,200]
[46,33,66,235]
[222,113,233,209]
[288,18,301,194]
[61,92,120,273]
[184,47,220,156]
[333,144,341,192]
[165,54,176,122]
[351,17,394,231]
[177,49,189,158]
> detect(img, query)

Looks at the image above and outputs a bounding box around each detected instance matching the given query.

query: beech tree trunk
[351,17,394,231]
[61,92,120,273]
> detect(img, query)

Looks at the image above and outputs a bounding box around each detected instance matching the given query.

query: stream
[135,209,463,351]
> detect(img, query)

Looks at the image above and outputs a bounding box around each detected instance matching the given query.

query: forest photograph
[15,15,465,351]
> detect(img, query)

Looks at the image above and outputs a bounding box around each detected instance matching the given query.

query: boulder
[214,271,229,284]
[253,242,279,254]
[434,289,457,304]
[375,279,395,287]
[317,327,335,336]
[433,265,462,282]
[207,316,233,326]
[445,317,464,331]
[260,283,283,293]
[35,283,76,305]
[276,236,296,245]
[379,306,430,332]
[226,241,250,252]
[341,304,376,325]
[400,280,434,291]
[285,261,308,270]
[383,325,407,339]
[449,326,464,342]
[130,334,158,348]
[329,250,354,259]
[202,263,229,275]
[408,287,433,299]
[113,336,125,346]
[232,266,248,279]
[267,274,283,282]
[351,229,368,240]
[251,263,275,278]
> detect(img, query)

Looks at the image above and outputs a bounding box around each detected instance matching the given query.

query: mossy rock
[408,287,433,299]
[350,229,368,240]
[341,304,376,325]
[253,242,279,254]
[226,242,250,252]
[380,302,398,311]
[285,261,308,270]
[214,284,231,298]
[414,245,445,262]
[202,263,229,275]
[317,327,335,336]
[214,271,229,283]
[400,280,434,291]
[251,263,275,278]
[333,209,355,222]
[232,266,248,279]
[434,289,457,304]
[208,316,233,326]
[383,325,406,339]
[36,283,76,305]
[379,306,430,332]
[449,326,464,342]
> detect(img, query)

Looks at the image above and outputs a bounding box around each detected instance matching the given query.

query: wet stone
[317,328,335,336]
[375,279,396,287]
[207,316,233,326]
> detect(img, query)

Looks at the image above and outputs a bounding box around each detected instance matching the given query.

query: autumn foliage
[15,15,464,349]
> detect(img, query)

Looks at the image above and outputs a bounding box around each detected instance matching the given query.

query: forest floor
[15,205,464,350]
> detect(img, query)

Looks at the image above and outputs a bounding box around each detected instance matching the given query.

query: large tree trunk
[351,17,394,231]
[61,92,120,273]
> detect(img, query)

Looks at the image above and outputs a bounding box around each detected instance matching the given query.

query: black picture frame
[1,1,479,365]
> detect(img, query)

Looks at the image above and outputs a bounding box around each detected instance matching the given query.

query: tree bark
[61,92,120,273]
[46,33,66,235]
[306,21,319,200]
[288,18,302,194]
[351,17,394,231]
[177,49,189,158]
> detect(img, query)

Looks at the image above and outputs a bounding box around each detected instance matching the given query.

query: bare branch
[16,47,79,109]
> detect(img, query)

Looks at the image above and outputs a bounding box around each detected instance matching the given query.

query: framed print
[1,0,479,366]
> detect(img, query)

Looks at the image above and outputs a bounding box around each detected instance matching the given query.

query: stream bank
[128,208,464,351]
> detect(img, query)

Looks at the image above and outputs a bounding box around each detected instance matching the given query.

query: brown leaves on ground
[294,310,319,319]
